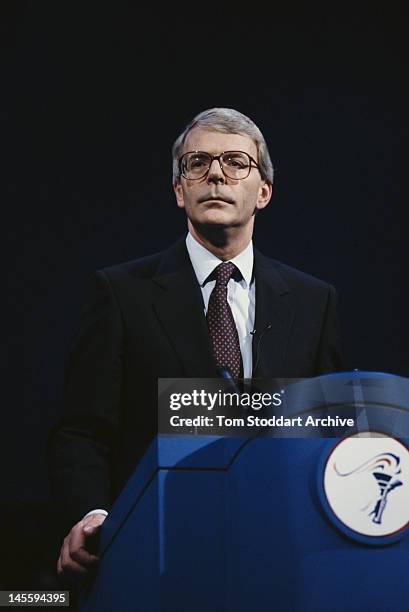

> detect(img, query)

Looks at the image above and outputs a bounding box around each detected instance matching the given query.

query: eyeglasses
[179,150,260,180]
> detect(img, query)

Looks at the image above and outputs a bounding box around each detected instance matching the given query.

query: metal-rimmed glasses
[179,150,260,180]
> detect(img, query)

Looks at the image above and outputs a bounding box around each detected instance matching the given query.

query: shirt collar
[186,232,254,288]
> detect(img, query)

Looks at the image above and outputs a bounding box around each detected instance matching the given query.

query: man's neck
[187,221,253,261]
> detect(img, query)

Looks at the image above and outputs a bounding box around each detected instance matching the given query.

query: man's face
[173,127,272,231]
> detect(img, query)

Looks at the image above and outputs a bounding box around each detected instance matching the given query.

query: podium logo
[334,452,402,525]
[322,434,409,540]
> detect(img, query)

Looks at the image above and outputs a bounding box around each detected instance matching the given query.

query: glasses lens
[181,152,211,179]
[220,152,251,179]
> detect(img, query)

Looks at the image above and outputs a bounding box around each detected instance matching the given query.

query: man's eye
[191,159,206,168]
[224,156,247,168]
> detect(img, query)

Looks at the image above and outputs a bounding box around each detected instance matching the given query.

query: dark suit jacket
[48,237,343,531]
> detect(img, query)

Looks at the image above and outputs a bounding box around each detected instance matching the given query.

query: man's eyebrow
[185,149,255,156]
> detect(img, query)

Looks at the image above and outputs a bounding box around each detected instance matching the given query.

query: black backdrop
[2,1,408,590]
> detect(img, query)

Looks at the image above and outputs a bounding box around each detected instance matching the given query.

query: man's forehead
[183,127,257,156]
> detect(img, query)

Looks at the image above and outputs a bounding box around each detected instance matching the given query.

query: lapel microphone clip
[252,323,273,374]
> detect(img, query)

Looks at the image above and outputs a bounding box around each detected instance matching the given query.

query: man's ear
[256,181,273,211]
[173,182,185,209]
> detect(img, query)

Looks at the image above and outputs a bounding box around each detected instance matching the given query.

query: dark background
[2,0,408,592]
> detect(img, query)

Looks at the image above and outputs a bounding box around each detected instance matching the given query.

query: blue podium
[79,372,409,612]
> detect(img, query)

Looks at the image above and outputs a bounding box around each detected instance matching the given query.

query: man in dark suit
[48,108,342,576]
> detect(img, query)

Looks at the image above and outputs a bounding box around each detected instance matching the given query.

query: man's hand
[57,512,107,575]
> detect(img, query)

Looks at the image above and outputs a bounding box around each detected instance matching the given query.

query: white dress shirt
[186,232,255,379]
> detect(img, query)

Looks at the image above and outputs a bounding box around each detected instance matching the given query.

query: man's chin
[195,211,236,227]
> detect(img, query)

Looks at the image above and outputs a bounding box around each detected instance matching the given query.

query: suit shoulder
[261,254,335,295]
[278,260,332,287]
[97,250,164,282]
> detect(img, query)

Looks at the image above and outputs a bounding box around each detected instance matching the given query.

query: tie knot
[214,262,239,286]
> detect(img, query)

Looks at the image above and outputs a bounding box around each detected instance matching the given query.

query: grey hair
[172,107,274,185]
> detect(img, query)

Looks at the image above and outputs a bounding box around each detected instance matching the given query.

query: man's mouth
[198,195,235,205]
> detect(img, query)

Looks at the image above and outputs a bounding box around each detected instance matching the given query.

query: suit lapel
[151,238,217,377]
[150,239,294,378]
[252,249,295,377]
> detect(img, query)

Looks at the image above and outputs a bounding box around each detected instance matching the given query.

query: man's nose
[206,158,225,184]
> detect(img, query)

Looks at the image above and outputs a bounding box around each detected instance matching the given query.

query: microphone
[252,323,273,374]
[217,366,242,394]
[250,323,272,337]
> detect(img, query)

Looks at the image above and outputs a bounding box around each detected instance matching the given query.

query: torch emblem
[334,453,402,525]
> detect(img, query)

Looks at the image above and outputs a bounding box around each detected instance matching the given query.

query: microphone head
[250,324,272,337]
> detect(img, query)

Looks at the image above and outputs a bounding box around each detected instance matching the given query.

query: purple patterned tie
[207,262,242,379]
